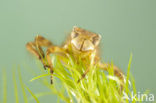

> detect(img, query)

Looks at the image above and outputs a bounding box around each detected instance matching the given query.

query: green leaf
[30,73,50,82]
[18,67,28,103]
[25,85,40,103]
[13,70,19,103]
[2,69,7,103]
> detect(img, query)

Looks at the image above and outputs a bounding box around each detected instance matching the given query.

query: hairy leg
[46,46,66,84]
[34,35,52,47]
[98,62,124,80]
[77,51,98,83]
[26,35,53,65]
[26,42,43,59]
[77,67,90,83]
[98,62,124,91]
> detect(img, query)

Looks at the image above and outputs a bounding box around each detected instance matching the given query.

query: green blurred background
[0,0,156,102]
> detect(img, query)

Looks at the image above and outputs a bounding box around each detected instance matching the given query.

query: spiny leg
[26,35,53,68]
[26,42,43,60]
[98,62,124,91]
[77,50,99,83]
[26,41,47,67]
[77,51,97,83]
[34,35,52,47]
[34,35,53,69]
[46,46,66,84]
[98,62,124,80]
[77,67,90,83]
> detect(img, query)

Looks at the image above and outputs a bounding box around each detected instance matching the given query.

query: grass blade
[18,67,28,103]
[125,53,133,103]
[30,73,50,82]
[25,85,40,103]
[2,69,7,103]
[13,70,19,103]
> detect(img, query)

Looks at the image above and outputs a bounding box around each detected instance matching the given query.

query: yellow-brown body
[26,26,124,84]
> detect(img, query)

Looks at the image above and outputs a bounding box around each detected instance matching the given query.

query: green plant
[0,54,144,103]
[30,54,140,103]
[0,68,39,103]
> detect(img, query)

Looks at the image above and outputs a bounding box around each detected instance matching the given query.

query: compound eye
[92,34,101,46]
[71,32,79,39]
